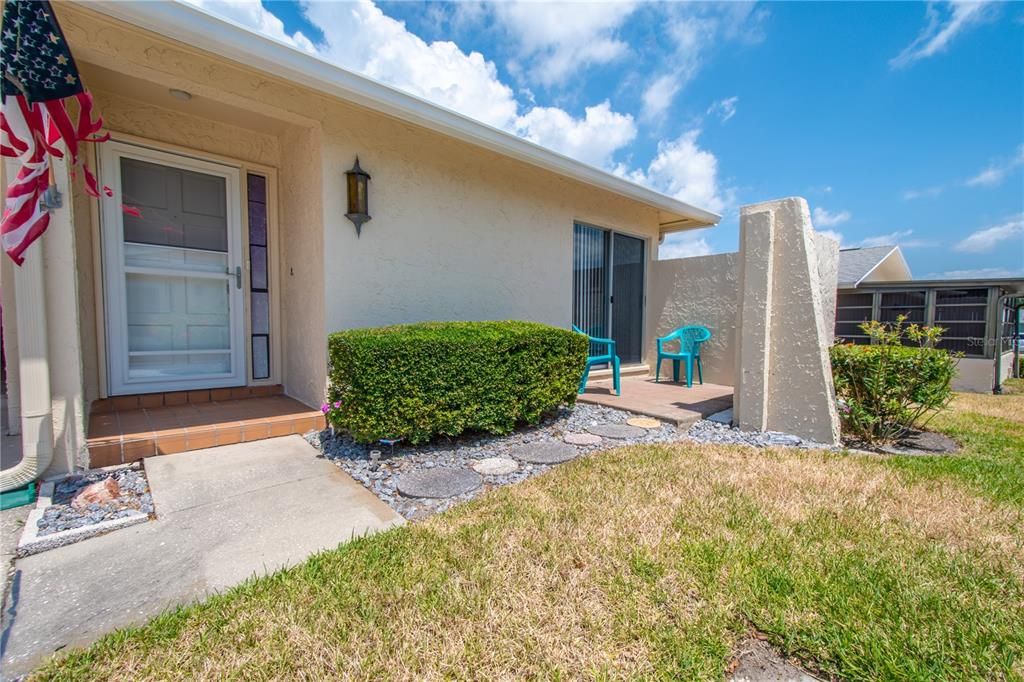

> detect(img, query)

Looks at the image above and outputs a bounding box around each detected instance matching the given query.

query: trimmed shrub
[830,316,958,445]
[327,321,588,444]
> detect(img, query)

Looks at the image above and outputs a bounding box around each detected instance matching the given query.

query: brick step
[87,395,324,466]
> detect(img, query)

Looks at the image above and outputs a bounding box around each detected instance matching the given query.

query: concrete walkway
[1,436,403,677]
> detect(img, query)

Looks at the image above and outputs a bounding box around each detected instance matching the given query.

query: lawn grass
[35,392,1024,681]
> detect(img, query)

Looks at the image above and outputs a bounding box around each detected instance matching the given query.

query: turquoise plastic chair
[655,325,711,387]
[572,324,621,396]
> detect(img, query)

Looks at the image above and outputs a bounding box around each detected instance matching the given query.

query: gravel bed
[685,418,840,451]
[37,466,153,536]
[305,402,682,520]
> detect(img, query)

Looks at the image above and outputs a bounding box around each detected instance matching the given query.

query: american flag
[1,0,110,265]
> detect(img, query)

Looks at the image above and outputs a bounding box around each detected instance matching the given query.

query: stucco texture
[735,198,841,445]
[648,253,738,386]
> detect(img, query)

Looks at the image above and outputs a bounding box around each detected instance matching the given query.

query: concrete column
[734,197,841,445]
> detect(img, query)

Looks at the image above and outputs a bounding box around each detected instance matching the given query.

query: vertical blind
[572,223,609,352]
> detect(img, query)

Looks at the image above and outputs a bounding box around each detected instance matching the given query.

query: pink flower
[320,403,330,414]
[333,401,342,409]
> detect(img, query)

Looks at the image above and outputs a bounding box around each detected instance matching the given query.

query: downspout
[992,293,1013,395]
[0,246,53,491]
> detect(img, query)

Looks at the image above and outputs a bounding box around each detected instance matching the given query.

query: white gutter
[0,245,53,492]
[81,1,721,230]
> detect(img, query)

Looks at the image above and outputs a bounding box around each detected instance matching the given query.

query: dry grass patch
[37,438,1024,681]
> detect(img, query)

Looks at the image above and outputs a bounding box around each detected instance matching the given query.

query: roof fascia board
[82,0,721,228]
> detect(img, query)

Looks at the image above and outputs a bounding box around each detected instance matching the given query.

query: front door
[100,142,246,395]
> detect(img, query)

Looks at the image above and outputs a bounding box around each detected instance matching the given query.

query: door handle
[234,265,242,290]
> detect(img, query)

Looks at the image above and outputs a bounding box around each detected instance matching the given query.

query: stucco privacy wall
[648,253,738,385]
[735,198,841,445]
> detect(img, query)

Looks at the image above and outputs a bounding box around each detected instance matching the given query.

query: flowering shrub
[831,316,958,445]
[320,399,343,427]
[326,321,587,444]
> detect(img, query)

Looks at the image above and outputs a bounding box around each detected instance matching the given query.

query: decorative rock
[509,442,578,464]
[564,432,602,446]
[71,478,120,510]
[471,457,519,476]
[708,408,733,425]
[396,468,482,499]
[587,423,646,439]
[626,417,661,429]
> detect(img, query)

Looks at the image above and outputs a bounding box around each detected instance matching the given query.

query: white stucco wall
[648,253,738,385]
[735,198,841,445]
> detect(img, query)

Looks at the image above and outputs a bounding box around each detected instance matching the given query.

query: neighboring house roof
[83,1,721,233]
[838,245,912,288]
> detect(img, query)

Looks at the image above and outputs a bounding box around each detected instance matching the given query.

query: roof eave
[81,0,721,229]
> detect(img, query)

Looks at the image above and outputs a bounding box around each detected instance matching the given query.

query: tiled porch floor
[579,376,733,427]
[87,391,323,467]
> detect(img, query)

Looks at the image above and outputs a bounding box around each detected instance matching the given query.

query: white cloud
[627,129,730,214]
[492,1,637,86]
[902,185,945,200]
[954,215,1024,253]
[185,0,319,52]
[812,207,852,227]
[659,230,713,260]
[186,0,643,169]
[890,1,997,69]
[825,229,931,249]
[965,145,1024,187]
[928,267,1024,279]
[515,101,636,168]
[641,74,682,121]
[706,96,739,123]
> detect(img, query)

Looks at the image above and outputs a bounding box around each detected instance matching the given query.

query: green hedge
[327,321,588,444]
[831,341,956,445]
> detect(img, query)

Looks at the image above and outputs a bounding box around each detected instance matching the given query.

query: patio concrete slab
[580,376,733,427]
[0,436,403,677]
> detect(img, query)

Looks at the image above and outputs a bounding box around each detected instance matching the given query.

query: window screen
[934,288,988,357]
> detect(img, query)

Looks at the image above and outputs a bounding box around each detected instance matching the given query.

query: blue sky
[198,0,1022,278]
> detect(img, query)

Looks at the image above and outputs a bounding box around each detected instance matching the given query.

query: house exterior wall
[53,5,667,414]
[648,253,738,385]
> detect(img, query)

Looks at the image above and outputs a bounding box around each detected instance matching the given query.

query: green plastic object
[0,481,36,511]
[573,324,621,396]
[655,325,711,388]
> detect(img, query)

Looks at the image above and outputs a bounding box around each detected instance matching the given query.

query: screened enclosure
[835,284,1022,358]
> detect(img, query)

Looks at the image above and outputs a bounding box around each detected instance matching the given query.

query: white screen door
[100,142,246,395]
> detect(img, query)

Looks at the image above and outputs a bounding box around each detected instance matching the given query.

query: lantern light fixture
[345,156,371,236]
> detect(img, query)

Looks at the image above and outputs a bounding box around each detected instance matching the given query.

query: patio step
[579,376,734,428]
[587,363,650,381]
[86,390,324,467]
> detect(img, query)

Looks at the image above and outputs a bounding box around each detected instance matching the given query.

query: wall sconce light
[345,156,371,236]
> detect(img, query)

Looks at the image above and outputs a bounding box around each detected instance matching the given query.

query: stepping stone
[564,432,602,446]
[509,442,578,464]
[396,468,481,499]
[626,417,661,429]
[471,457,519,476]
[587,423,645,439]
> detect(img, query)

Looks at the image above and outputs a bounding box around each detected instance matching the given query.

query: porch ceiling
[80,63,290,137]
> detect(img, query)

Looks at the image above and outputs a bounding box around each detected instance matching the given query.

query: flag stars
[47,32,59,44]
[64,74,76,85]
[55,54,67,65]
[2,28,14,41]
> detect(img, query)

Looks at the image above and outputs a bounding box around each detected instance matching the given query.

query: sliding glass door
[572,223,646,364]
